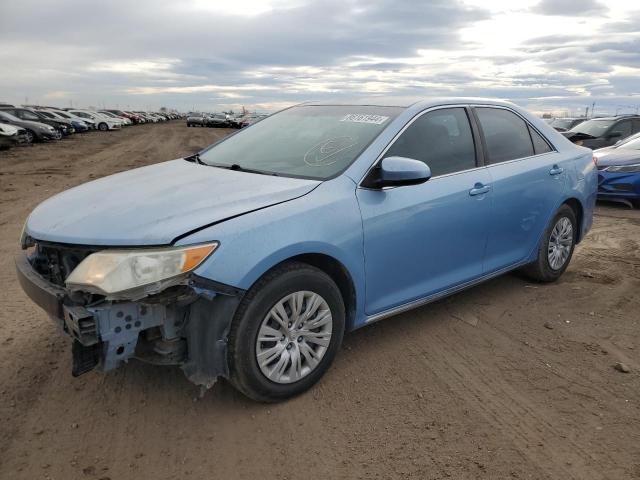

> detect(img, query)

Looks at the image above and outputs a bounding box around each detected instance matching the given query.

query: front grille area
[29,242,97,287]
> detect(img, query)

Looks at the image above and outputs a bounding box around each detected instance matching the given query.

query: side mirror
[608,131,622,139]
[363,156,431,188]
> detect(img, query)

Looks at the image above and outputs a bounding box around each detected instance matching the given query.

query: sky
[1,0,639,116]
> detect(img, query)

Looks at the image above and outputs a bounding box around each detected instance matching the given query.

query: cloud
[0,0,639,115]
[531,0,607,17]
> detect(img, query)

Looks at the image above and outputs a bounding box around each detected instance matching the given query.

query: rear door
[357,107,492,315]
[473,106,566,273]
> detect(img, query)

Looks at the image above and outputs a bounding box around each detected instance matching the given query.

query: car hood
[594,149,640,167]
[26,159,320,246]
[0,122,19,135]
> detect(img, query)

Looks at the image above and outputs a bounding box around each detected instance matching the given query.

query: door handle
[549,165,564,175]
[469,183,491,196]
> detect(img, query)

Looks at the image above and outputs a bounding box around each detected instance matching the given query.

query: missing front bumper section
[16,255,244,388]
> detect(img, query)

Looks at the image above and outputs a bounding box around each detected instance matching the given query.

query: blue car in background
[39,109,90,133]
[594,132,640,207]
[16,98,597,401]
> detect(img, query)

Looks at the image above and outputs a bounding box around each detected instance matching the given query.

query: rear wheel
[228,262,345,402]
[98,122,108,131]
[53,129,62,140]
[521,204,577,282]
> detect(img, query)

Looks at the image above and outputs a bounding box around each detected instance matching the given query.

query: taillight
[592,155,598,166]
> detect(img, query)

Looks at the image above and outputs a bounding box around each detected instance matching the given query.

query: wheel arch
[562,197,584,243]
[244,253,358,332]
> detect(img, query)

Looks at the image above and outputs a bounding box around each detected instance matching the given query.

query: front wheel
[98,122,108,131]
[24,130,35,144]
[521,204,577,282]
[228,262,345,402]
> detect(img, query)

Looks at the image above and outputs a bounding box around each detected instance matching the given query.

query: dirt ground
[0,122,639,480]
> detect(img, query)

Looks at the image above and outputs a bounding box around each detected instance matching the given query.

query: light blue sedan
[17,98,597,401]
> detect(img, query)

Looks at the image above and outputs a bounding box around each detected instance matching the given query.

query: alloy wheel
[255,291,333,384]
[548,217,573,270]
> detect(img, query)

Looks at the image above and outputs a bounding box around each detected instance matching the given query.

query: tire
[53,129,62,140]
[228,262,345,402]
[98,122,108,131]
[521,204,577,282]
[24,130,35,144]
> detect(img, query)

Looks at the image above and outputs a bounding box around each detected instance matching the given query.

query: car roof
[588,116,640,121]
[300,96,520,109]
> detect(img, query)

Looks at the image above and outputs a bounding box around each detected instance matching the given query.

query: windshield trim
[197,104,403,181]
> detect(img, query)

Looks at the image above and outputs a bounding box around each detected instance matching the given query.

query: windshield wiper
[185,156,278,176]
[226,163,279,176]
[184,152,205,164]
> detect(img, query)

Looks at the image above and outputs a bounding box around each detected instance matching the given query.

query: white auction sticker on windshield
[340,114,389,125]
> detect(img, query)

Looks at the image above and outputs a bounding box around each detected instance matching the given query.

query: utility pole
[591,102,596,118]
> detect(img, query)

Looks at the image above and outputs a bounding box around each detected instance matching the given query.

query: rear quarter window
[529,127,553,155]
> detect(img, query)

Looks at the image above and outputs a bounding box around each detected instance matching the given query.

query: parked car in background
[0,122,26,149]
[48,109,96,130]
[186,113,208,127]
[239,114,267,128]
[593,132,640,207]
[0,107,72,138]
[105,110,139,124]
[17,98,596,402]
[67,110,121,131]
[206,113,229,127]
[562,115,640,149]
[133,111,157,123]
[99,111,131,126]
[550,117,587,132]
[0,110,58,143]
[39,109,89,133]
[127,111,147,123]
[228,114,246,129]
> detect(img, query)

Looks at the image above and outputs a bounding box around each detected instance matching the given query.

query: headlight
[66,242,218,295]
[45,125,55,132]
[19,219,34,249]
[605,163,640,173]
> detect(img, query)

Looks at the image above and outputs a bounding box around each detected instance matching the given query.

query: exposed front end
[16,240,243,388]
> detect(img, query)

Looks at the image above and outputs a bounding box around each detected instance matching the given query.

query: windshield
[570,119,615,137]
[53,110,71,119]
[551,118,578,129]
[0,111,21,122]
[199,105,401,179]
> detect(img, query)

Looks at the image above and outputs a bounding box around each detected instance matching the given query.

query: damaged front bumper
[15,254,244,389]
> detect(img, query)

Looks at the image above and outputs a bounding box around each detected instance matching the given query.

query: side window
[384,108,476,177]
[633,119,640,133]
[21,111,41,121]
[475,108,534,164]
[529,127,553,154]
[612,120,632,138]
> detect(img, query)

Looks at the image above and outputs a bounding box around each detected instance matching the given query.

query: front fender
[175,176,368,328]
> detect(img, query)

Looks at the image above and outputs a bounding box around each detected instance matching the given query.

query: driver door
[356,107,492,315]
